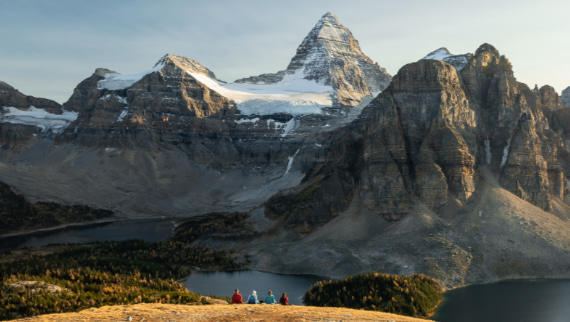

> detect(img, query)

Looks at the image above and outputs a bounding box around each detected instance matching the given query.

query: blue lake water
[433,279,570,322]
[0,219,174,251]
[182,270,323,305]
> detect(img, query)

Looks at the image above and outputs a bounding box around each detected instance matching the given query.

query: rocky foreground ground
[14,303,432,322]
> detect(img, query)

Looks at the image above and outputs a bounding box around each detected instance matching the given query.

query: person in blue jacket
[247,290,259,304]
[264,290,276,305]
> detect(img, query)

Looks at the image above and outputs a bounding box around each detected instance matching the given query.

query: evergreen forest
[303,272,442,317]
[0,211,253,320]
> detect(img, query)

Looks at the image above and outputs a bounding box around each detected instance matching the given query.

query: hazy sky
[1,0,568,103]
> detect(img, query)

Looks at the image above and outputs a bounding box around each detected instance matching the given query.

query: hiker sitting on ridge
[264,290,276,305]
[247,290,260,304]
[280,292,289,305]
[232,289,243,304]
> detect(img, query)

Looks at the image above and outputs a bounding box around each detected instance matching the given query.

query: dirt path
[16,303,433,322]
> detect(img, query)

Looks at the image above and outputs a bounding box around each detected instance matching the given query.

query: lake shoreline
[0,217,122,239]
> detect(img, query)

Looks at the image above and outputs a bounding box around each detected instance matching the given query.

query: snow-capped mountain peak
[301,12,353,47]
[420,47,473,71]
[422,48,453,61]
[235,12,391,109]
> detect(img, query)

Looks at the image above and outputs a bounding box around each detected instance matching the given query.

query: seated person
[247,290,260,304]
[279,292,289,305]
[231,289,243,304]
[264,290,276,305]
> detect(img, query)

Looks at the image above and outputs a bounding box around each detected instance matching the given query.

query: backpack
[248,295,256,304]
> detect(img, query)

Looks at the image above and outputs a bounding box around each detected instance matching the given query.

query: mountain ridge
[1,13,570,290]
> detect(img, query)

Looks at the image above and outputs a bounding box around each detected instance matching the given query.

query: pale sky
[1,0,568,103]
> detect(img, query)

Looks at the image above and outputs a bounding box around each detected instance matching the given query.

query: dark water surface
[182,271,324,305]
[0,219,174,251]
[433,279,570,322]
[4,222,570,317]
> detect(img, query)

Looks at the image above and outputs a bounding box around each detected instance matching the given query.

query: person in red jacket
[279,292,289,305]
[232,289,243,304]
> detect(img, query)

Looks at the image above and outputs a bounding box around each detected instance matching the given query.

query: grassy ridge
[304,272,442,317]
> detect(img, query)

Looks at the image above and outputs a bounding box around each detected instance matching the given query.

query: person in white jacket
[246,290,260,304]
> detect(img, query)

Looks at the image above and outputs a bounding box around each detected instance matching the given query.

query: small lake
[4,222,570,317]
[433,279,570,322]
[182,271,323,305]
[0,218,175,251]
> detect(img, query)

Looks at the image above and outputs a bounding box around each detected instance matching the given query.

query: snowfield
[98,63,164,90]
[422,48,454,61]
[189,69,333,116]
[421,47,471,70]
[2,106,78,134]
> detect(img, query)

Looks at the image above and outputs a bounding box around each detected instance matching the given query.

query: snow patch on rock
[283,149,300,177]
[117,109,128,122]
[189,68,332,116]
[98,63,164,90]
[421,47,472,70]
[100,94,128,104]
[423,48,454,61]
[2,106,78,134]
[235,118,260,124]
[500,136,513,170]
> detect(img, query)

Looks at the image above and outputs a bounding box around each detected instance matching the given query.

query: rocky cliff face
[0,13,388,217]
[268,43,568,229]
[0,81,66,150]
[231,44,570,289]
[0,81,61,113]
[562,86,570,107]
[57,54,237,150]
[2,14,570,289]
[235,12,391,108]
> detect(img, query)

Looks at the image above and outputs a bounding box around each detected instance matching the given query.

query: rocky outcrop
[0,82,67,150]
[235,12,391,108]
[232,44,570,290]
[273,43,568,227]
[0,81,61,113]
[562,86,570,107]
[0,13,396,217]
[57,54,237,150]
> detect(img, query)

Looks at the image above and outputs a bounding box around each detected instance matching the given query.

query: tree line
[303,272,442,318]
[0,211,253,320]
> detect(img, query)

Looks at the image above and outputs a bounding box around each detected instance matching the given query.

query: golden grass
[15,303,433,322]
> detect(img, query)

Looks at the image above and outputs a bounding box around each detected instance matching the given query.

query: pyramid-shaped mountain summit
[236,12,391,108]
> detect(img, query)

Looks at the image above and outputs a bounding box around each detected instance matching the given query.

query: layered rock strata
[269,44,569,230]
[0,81,61,112]
[562,86,570,107]
[0,81,66,150]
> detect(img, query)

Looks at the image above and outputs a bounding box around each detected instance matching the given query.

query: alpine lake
[2,219,569,321]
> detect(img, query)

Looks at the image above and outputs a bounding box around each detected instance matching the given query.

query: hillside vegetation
[0,212,253,320]
[0,182,113,235]
[304,273,442,318]
[0,268,216,320]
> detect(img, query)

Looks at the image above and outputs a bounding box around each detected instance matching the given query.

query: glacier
[189,70,333,116]
[98,63,164,90]
[2,106,78,134]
